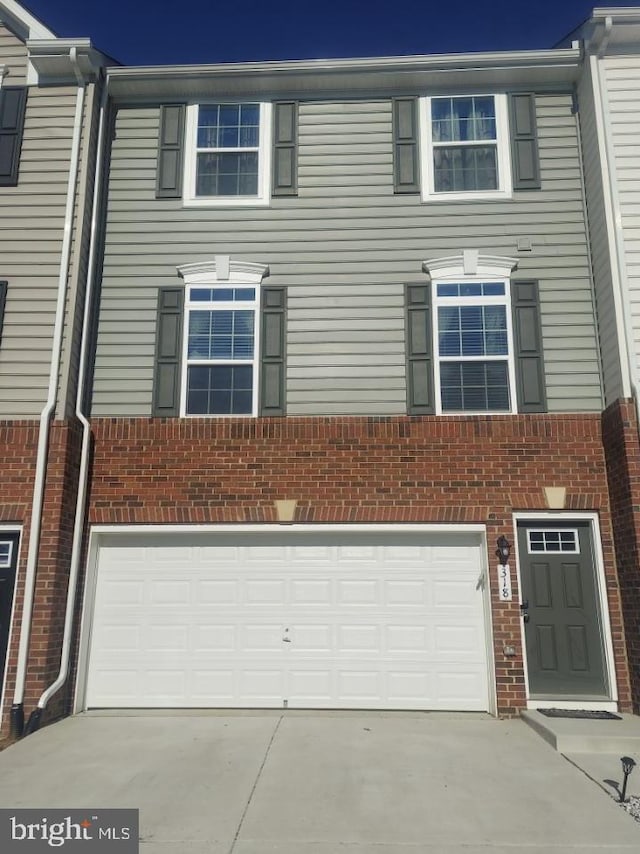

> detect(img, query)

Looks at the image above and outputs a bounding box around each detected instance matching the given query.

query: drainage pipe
[23,76,110,735]
[10,50,87,738]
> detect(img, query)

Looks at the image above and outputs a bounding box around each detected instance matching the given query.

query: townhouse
[73,43,633,720]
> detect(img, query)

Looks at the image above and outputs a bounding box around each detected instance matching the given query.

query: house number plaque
[497,563,512,601]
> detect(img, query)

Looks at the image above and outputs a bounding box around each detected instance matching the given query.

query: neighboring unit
[0,0,110,736]
[574,6,640,712]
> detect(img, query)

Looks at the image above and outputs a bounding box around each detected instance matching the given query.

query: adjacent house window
[182,283,260,415]
[432,279,517,414]
[183,102,272,206]
[420,94,512,200]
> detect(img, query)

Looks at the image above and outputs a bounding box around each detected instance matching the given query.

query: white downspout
[10,49,87,735]
[25,79,109,731]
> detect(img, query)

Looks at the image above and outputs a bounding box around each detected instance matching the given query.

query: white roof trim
[423,254,518,280]
[0,0,55,40]
[177,259,269,285]
[108,47,581,82]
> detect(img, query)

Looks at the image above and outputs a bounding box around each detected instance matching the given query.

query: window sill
[421,190,513,203]
[182,196,271,208]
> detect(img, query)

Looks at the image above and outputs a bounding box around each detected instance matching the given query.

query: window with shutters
[433,279,517,413]
[419,94,512,201]
[181,283,261,415]
[407,256,545,416]
[183,102,272,206]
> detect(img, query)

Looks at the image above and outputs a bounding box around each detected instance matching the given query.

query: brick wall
[0,419,82,737]
[86,414,632,716]
[602,399,640,713]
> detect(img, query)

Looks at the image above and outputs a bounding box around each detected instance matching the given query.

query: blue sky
[21,0,640,66]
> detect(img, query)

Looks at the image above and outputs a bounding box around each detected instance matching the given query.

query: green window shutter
[509,93,540,191]
[156,105,185,198]
[0,87,27,187]
[0,281,6,346]
[152,287,184,416]
[405,283,434,414]
[272,101,298,196]
[512,280,547,413]
[393,98,420,194]
[260,286,286,415]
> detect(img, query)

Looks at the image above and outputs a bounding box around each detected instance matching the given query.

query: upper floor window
[420,94,512,201]
[183,102,272,206]
[433,279,516,414]
[182,282,260,416]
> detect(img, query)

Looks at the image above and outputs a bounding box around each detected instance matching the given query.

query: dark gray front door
[518,522,608,698]
[0,533,18,690]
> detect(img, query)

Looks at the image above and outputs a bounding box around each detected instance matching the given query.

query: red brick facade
[0,419,82,737]
[602,399,640,713]
[4,410,637,731]
[85,413,633,717]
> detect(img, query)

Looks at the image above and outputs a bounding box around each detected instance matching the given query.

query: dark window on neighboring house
[0,280,7,345]
[0,87,27,187]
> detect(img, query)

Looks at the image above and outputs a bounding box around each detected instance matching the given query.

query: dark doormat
[537,708,622,720]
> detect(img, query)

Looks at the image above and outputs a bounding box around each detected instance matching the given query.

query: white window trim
[183,102,272,208]
[419,93,512,202]
[424,253,518,416]
[526,528,580,554]
[177,259,268,417]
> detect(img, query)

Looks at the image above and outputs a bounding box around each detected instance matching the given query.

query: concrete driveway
[0,711,637,853]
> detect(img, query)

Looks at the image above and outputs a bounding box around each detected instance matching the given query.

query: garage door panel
[244,624,287,651]
[385,580,427,606]
[197,580,239,603]
[85,531,490,711]
[338,580,378,605]
[196,624,236,651]
[192,669,235,700]
[290,579,332,604]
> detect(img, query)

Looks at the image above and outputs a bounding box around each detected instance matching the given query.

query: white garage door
[84,530,490,711]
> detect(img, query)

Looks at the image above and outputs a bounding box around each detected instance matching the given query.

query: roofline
[106,46,581,85]
[0,0,55,40]
[591,6,640,22]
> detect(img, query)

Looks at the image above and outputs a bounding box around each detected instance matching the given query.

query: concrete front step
[522,709,640,753]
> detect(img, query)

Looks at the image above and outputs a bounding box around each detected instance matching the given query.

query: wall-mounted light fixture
[496,536,511,566]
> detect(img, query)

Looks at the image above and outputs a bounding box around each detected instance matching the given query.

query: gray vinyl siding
[0,24,27,83]
[0,87,77,418]
[602,57,640,397]
[92,92,602,416]
[578,63,625,406]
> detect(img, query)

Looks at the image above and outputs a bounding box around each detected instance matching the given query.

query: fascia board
[106,48,581,102]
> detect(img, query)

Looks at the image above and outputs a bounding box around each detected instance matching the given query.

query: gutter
[23,77,109,735]
[9,49,89,738]
[106,47,582,80]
